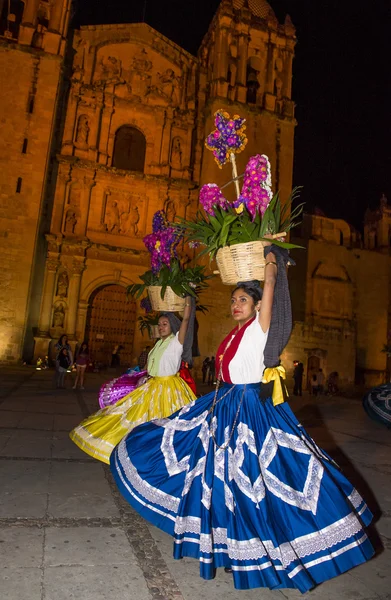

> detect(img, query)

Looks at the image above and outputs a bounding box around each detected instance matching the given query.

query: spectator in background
[138,346,151,370]
[317,368,325,395]
[208,356,216,385]
[311,371,319,396]
[73,341,92,390]
[56,347,71,389]
[293,360,304,396]
[202,356,210,384]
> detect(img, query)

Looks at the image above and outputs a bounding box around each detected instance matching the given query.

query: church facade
[0,0,389,388]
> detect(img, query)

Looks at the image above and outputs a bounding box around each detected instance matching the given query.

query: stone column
[49,0,63,33]
[98,104,114,165]
[283,51,294,98]
[160,108,174,174]
[265,39,277,94]
[236,33,249,103]
[62,84,80,154]
[67,264,84,339]
[78,177,95,236]
[37,258,59,335]
[22,0,40,25]
[76,300,89,341]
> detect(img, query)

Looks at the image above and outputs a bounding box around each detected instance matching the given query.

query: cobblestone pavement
[0,367,390,600]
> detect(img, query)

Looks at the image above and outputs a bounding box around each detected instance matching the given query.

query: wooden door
[85,284,136,367]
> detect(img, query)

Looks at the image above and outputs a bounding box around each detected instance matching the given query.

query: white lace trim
[174,512,365,566]
[348,488,364,509]
[117,437,180,512]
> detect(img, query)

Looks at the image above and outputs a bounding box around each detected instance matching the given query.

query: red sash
[179,361,197,395]
[215,317,256,383]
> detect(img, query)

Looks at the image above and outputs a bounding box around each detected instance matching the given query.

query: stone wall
[0,43,63,362]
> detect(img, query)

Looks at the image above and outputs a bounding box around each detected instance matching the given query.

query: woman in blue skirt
[110,244,374,593]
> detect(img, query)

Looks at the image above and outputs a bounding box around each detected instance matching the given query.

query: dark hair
[232,280,263,304]
[80,341,89,352]
[57,334,68,345]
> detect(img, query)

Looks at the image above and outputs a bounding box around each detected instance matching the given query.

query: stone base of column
[18,24,35,46]
[33,335,52,363]
[42,30,62,55]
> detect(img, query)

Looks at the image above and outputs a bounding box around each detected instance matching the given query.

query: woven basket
[149,325,160,339]
[216,241,268,285]
[147,286,186,312]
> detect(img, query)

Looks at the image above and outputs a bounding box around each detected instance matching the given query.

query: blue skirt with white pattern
[110,383,374,592]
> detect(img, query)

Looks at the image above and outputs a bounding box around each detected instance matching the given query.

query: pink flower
[199,184,229,216]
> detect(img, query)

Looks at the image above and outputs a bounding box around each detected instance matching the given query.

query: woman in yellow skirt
[70,297,197,464]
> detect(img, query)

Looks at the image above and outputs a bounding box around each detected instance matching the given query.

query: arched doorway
[85,284,136,367]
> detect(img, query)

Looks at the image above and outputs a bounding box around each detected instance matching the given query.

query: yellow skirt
[70,374,196,464]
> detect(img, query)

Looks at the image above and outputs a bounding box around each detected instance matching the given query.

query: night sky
[73,0,391,230]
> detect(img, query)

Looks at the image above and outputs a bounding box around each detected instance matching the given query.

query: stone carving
[127,48,152,98]
[157,69,180,103]
[120,202,140,236]
[164,198,177,222]
[64,210,77,234]
[170,137,183,169]
[95,55,123,85]
[147,69,181,105]
[104,199,120,233]
[56,272,69,298]
[52,303,65,328]
[76,115,89,146]
[103,193,143,237]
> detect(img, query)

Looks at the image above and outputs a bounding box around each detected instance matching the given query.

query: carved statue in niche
[104,199,120,233]
[52,303,65,328]
[164,198,177,222]
[95,55,122,86]
[56,272,69,298]
[76,115,89,146]
[120,201,140,236]
[170,137,183,170]
[274,77,283,99]
[64,210,77,234]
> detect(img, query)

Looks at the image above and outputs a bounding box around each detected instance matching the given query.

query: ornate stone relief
[102,191,144,237]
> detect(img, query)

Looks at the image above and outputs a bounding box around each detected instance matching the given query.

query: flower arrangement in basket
[127,210,210,312]
[181,110,304,284]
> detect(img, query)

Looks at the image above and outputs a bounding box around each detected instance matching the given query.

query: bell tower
[198,0,296,205]
[0,0,71,362]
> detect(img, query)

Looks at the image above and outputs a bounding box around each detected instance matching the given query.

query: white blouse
[153,333,183,376]
[228,317,269,384]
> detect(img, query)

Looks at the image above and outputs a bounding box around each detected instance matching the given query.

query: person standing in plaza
[70,297,197,464]
[317,368,325,395]
[56,347,71,389]
[208,356,216,385]
[201,356,210,384]
[54,335,73,388]
[111,242,374,592]
[138,345,151,370]
[293,360,304,396]
[73,341,91,390]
